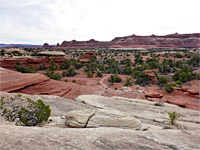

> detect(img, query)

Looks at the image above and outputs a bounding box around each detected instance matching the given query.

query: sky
[0,0,200,44]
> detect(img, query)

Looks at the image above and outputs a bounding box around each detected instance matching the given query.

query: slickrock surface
[0,92,200,150]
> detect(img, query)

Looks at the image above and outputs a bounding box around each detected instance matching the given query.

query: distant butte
[43,33,200,49]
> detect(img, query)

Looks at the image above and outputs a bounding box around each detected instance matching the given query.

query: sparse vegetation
[0,95,51,126]
[168,111,180,125]
[108,74,122,85]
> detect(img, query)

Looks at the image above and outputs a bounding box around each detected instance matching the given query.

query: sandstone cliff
[45,33,200,49]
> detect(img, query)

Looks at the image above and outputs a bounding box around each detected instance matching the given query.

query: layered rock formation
[0,67,100,99]
[48,33,200,49]
[0,67,199,110]
[0,57,67,70]
[0,92,200,150]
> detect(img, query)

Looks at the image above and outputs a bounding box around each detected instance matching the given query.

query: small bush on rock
[0,95,51,126]
[168,111,180,125]
[164,84,174,93]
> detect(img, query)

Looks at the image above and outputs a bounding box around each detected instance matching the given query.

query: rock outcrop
[0,57,68,70]
[79,52,95,62]
[0,68,100,100]
[1,93,200,150]
[50,33,200,49]
[65,109,141,129]
[143,70,158,83]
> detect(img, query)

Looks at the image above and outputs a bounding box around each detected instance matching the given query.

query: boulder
[65,109,141,129]
[65,109,95,128]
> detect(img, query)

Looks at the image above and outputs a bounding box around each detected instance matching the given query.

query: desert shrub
[64,79,68,82]
[175,61,183,69]
[96,71,102,77]
[45,70,61,80]
[173,80,182,88]
[108,74,122,85]
[164,84,174,93]
[135,72,151,86]
[175,53,183,58]
[16,62,36,73]
[48,60,58,73]
[66,67,77,77]
[62,70,67,77]
[187,55,200,67]
[158,76,169,87]
[172,67,196,82]
[125,66,133,75]
[168,111,180,125]
[72,80,76,83]
[0,95,51,126]
[0,49,5,56]
[87,71,93,78]
[124,77,133,86]
[158,63,171,74]
[131,71,141,79]
[61,60,71,70]
[39,64,46,70]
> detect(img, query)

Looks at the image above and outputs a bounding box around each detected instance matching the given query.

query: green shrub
[45,70,61,80]
[96,71,102,77]
[62,70,67,77]
[173,67,196,82]
[64,79,68,82]
[135,72,151,86]
[72,80,76,83]
[108,74,122,85]
[48,60,58,73]
[66,67,77,77]
[187,55,200,67]
[125,66,133,75]
[0,49,5,56]
[158,76,169,87]
[16,62,36,73]
[175,53,183,58]
[61,60,71,70]
[87,71,93,78]
[168,111,180,125]
[0,95,51,126]
[164,84,174,93]
[124,77,133,86]
[173,80,182,88]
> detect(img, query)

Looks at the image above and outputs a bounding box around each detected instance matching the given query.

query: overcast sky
[0,0,199,44]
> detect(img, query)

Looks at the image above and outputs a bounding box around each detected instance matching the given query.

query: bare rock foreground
[0,92,200,150]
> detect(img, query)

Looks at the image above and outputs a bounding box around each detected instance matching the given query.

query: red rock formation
[187,90,200,98]
[46,33,200,49]
[0,57,68,70]
[80,52,95,62]
[143,70,158,83]
[59,39,110,49]
[145,92,163,98]
[0,68,102,100]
